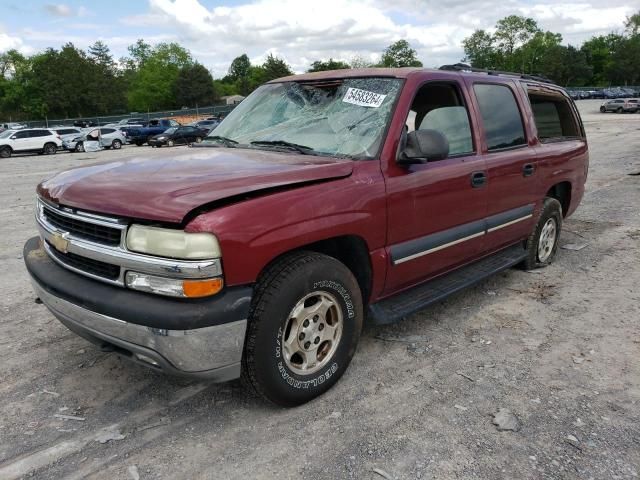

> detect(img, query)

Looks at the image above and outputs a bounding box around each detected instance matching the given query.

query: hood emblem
[50,232,70,254]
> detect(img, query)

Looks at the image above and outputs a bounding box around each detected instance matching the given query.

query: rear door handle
[523,163,535,177]
[471,171,487,188]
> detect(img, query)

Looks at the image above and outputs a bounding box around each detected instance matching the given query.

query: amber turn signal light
[182,278,224,298]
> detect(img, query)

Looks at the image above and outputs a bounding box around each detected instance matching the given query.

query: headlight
[126,225,221,259]
[157,136,166,140]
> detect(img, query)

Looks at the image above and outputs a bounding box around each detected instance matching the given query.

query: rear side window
[528,92,581,142]
[473,84,526,151]
[100,128,115,134]
[29,130,50,137]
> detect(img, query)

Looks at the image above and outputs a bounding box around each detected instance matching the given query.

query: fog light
[125,271,223,298]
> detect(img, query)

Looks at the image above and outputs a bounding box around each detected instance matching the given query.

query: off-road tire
[0,146,11,158]
[522,197,563,270]
[242,251,363,407]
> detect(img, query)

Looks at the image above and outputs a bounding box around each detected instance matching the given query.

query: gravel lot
[1,99,639,479]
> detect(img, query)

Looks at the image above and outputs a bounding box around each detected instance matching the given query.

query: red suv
[24,66,588,406]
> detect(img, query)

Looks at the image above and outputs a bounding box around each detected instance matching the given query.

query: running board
[368,243,527,325]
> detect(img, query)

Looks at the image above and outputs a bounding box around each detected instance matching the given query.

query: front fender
[185,161,387,287]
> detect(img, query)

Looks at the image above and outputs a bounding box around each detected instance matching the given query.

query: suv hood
[38,147,353,223]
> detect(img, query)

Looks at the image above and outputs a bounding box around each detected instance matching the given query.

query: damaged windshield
[208,78,403,159]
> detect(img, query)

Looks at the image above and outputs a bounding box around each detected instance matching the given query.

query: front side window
[211,78,403,159]
[14,131,30,139]
[528,92,581,142]
[473,84,526,151]
[406,82,474,157]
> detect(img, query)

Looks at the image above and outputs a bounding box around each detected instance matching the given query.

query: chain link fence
[21,104,238,128]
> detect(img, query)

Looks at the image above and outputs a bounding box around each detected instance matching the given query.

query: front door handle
[471,171,487,188]
[523,163,535,177]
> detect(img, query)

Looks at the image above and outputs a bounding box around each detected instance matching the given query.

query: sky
[0,0,637,76]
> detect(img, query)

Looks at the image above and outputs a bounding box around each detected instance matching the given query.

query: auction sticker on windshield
[342,88,387,108]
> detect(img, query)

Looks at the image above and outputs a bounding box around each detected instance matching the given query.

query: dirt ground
[0,99,639,480]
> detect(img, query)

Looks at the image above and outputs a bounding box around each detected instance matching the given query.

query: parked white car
[0,129,62,158]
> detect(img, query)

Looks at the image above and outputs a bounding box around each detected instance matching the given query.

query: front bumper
[148,139,167,147]
[24,237,252,381]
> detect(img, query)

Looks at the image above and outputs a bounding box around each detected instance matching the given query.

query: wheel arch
[256,235,373,305]
[546,181,572,217]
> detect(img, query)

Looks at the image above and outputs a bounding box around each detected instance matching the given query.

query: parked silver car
[62,127,127,152]
[53,127,84,145]
[600,99,639,113]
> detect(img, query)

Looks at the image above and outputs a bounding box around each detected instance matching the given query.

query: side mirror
[10,135,17,140]
[398,129,449,165]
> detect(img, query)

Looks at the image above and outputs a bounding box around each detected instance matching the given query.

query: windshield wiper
[249,140,316,155]
[203,135,238,147]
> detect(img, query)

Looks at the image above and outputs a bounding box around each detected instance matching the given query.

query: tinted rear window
[528,93,581,142]
[473,84,526,151]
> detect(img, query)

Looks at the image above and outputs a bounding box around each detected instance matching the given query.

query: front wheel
[600,106,606,113]
[167,139,174,147]
[522,197,563,269]
[616,107,623,113]
[242,251,363,407]
[75,142,84,153]
[0,146,11,158]
[194,136,202,143]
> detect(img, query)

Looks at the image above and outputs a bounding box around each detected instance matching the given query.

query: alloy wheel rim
[537,218,557,262]
[281,291,343,376]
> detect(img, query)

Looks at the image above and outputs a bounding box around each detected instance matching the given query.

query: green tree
[379,40,423,67]
[228,54,251,95]
[625,11,640,35]
[127,42,193,111]
[462,30,497,69]
[174,63,217,107]
[87,41,126,115]
[308,58,351,72]
[262,54,293,81]
[494,15,540,58]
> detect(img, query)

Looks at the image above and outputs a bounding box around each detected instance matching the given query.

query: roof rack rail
[438,63,555,85]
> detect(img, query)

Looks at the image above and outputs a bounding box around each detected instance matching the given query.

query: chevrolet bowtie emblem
[50,232,70,254]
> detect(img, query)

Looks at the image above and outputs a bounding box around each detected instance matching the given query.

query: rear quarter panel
[517,83,588,217]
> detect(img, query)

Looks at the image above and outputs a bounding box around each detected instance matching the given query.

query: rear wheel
[146,135,154,145]
[0,146,11,158]
[43,143,57,155]
[135,141,143,146]
[242,251,363,407]
[522,197,563,269]
[616,107,623,113]
[194,136,202,143]
[111,139,122,149]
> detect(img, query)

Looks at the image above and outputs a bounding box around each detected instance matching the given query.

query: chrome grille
[46,241,120,280]
[35,197,222,287]
[41,203,123,246]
